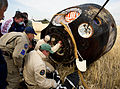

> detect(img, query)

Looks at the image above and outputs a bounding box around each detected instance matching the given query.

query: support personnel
[0,11,25,36]
[0,26,37,89]
[0,0,8,37]
[0,0,8,89]
[23,43,58,89]
[22,12,33,28]
[0,0,8,20]
[34,35,50,50]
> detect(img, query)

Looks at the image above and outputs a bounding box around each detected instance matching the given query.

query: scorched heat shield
[41,3,117,66]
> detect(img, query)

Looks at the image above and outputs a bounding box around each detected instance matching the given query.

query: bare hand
[58,41,62,44]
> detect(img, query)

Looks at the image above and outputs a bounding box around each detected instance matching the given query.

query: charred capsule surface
[41,4,117,66]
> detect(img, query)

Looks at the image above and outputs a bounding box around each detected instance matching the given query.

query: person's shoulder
[3,18,13,23]
[29,50,41,58]
[8,32,22,36]
[30,50,45,67]
[20,32,29,41]
[29,50,37,55]
[37,39,45,43]
[10,32,28,42]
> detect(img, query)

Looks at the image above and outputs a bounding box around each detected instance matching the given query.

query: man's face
[27,33,34,42]
[14,18,24,24]
[0,6,7,20]
[42,50,50,56]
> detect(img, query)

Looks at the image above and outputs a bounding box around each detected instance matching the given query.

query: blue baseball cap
[25,27,37,35]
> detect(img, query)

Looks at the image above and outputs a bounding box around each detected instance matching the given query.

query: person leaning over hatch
[0,11,26,36]
[23,43,59,89]
[0,26,37,89]
[34,35,50,50]
[0,0,8,89]
[35,35,62,53]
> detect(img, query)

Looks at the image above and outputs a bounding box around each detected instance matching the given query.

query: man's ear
[39,46,41,50]
[14,18,18,22]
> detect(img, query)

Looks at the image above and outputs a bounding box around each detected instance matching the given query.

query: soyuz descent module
[41,3,117,66]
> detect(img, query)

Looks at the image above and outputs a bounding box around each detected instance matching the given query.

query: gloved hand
[46,70,62,86]
[58,41,62,47]
[46,72,54,79]
[58,41,62,44]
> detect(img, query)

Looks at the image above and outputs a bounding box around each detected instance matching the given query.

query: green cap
[40,44,54,54]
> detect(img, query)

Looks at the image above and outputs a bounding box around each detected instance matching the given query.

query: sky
[4,0,120,25]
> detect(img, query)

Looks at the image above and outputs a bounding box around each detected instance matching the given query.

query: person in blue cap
[24,26,37,52]
[0,26,37,89]
[25,26,37,35]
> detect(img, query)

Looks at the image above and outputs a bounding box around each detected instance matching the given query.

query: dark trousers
[0,49,8,89]
[0,23,3,37]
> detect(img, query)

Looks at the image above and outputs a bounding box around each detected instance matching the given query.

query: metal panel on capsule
[41,4,117,66]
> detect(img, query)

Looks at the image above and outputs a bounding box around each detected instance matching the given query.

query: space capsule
[41,3,117,66]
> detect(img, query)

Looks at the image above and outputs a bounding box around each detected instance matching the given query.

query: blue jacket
[9,21,25,32]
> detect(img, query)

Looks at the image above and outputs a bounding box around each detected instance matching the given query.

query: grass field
[83,26,120,89]
[57,26,120,89]
[82,26,120,89]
